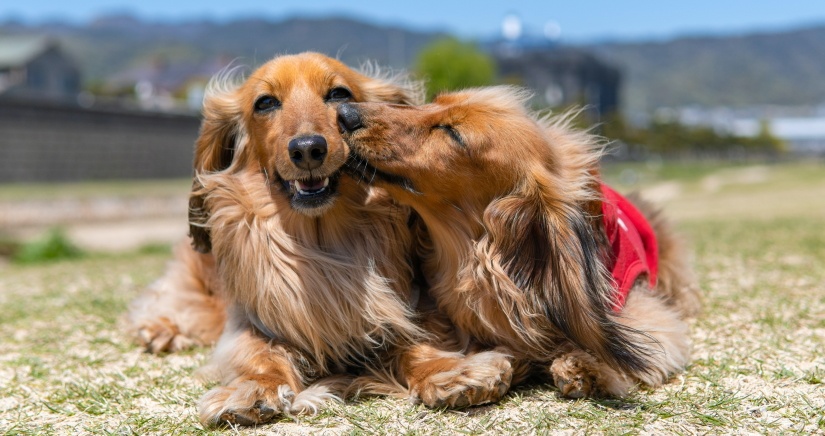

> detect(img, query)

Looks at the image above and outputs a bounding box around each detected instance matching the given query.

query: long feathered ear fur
[189,68,244,253]
[483,180,657,376]
[358,61,425,105]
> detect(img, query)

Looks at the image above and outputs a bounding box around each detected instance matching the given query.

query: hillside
[2,16,825,113]
[0,15,444,84]
[589,25,825,113]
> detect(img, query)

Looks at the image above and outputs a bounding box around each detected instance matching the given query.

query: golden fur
[127,53,423,354]
[339,86,702,399]
[127,53,515,427]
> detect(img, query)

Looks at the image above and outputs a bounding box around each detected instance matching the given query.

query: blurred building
[0,35,81,102]
[104,55,233,112]
[0,35,201,183]
[672,105,825,155]
[486,15,620,120]
[493,48,621,120]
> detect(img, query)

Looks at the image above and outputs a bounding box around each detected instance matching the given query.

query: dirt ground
[4,163,823,253]
[1,190,189,252]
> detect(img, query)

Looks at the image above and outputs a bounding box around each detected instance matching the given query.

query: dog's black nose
[288,135,327,170]
[337,103,363,133]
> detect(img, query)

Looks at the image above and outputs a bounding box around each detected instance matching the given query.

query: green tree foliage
[414,38,496,101]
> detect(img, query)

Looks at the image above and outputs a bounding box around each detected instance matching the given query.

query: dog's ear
[188,84,242,253]
[482,182,655,376]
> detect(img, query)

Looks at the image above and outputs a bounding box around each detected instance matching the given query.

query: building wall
[0,99,200,183]
[495,49,621,120]
[2,46,81,102]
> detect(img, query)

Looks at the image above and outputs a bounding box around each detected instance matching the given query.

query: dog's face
[190,52,421,252]
[338,87,554,211]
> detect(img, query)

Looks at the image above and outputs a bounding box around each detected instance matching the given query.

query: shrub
[13,228,83,264]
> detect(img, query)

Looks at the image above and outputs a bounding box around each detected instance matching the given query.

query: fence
[0,99,200,183]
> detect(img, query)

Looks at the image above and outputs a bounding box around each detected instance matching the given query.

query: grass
[1,161,824,434]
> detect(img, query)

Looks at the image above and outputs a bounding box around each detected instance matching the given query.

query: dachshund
[338,86,702,400]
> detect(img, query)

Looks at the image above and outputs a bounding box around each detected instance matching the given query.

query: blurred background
[1,1,824,261]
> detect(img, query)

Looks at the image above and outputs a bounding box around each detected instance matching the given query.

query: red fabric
[600,184,658,311]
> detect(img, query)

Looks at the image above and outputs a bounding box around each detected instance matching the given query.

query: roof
[0,35,53,69]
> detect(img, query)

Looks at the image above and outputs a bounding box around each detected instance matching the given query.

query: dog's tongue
[295,178,328,191]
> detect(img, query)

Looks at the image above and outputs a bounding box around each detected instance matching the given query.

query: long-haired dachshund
[338,86,702,399]
[128,53,425,426]
[126,53,423,355]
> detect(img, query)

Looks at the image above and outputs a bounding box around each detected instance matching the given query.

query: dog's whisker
[368,164,378,185]
[262,167,271,185]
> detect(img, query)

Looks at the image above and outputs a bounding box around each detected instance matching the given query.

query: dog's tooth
[323,178,330,188]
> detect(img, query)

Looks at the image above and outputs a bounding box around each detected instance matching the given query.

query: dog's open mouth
[281,173,341,214]
[291,177,330,196]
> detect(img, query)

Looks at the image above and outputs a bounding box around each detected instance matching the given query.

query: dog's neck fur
[199,169,422,373]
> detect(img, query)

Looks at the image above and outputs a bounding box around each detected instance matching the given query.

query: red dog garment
[600,184,658,311]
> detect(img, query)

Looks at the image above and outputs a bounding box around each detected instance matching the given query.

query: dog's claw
[254,400,278,421]
[216,401,279,427]
[497,381,509,397]
[453,392,471,408]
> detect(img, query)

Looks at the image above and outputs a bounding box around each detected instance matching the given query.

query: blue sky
[3,1,825,42]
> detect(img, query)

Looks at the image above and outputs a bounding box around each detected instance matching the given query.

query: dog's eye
[435,125,465,147]
[326,87,353,102]
[254,95,281,112]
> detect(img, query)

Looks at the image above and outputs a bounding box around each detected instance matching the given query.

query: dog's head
[338,86,601,213]
[339,86,657,376]
[189,52,422,252]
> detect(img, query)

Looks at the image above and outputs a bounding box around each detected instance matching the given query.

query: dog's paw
[550,355,595,399]
[136,316,195,354]
[549,349,634,399]
[411,350,512,408]
[199,378,295,427]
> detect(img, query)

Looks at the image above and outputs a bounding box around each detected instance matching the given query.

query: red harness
[600,184,658,311]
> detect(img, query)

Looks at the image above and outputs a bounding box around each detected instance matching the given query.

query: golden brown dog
[338,86,702,399]
[128,54,515,427]
[126,53,423,354]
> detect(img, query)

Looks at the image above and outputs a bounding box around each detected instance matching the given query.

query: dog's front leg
[198,309,306,428]
[400,343,517,408]
[397,313,528,408]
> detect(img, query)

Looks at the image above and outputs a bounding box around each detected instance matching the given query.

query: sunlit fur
[126,241,225,353]
[127,53,423,354]
[126,53,462,426]
[341,86,702,399]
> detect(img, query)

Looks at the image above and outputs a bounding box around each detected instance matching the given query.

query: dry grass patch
[1,162,823,434]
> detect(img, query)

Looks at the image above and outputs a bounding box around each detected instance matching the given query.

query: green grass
[1,162,824,434]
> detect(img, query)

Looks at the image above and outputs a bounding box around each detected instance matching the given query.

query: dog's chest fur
[202,171,420,371]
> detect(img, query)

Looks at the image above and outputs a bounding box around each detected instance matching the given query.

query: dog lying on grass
[338,86,702,399]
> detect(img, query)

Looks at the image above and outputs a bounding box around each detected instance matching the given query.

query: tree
[414,38,496,101]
